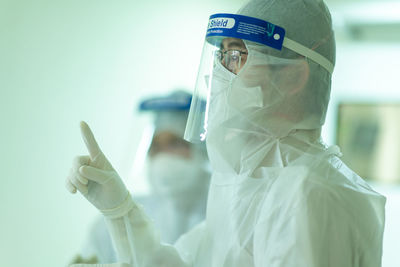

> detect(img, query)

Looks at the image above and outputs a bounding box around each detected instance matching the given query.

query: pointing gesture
[80,121,103,165]
[66,121,128,210]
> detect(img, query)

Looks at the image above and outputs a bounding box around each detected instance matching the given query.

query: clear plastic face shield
[184,13,334,143]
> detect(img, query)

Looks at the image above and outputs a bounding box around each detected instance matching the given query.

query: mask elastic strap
[283,37,334,74]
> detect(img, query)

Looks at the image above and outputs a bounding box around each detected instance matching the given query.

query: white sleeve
[80,216,116,263]
[174,221,206,263]
[101,193,192,267]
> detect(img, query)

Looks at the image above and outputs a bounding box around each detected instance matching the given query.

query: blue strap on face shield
[206,13,286,50]
[139,92,192,111]
[206,13,334,74]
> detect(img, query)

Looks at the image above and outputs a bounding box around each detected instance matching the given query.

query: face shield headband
[184,13,334,143]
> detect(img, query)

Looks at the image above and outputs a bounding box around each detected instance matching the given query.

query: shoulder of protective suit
[298,158,381,195]
[295,158,386,226]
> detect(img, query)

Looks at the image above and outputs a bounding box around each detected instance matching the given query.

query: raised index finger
[80,121,102,160]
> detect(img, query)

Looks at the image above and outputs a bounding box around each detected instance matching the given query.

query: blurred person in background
[68,90,210,264]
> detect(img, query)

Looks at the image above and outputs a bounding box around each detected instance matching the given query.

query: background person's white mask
[147,153,207,197]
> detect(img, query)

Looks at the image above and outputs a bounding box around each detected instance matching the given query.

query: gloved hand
[66,121,128,210]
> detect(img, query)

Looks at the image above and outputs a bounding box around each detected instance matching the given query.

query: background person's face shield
[184,13,335,143]
[128,91,195,193]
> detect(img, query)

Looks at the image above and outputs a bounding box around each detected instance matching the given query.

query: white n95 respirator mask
[147,154,206,196]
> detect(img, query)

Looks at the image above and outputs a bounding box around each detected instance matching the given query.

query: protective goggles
[184,13,334,143]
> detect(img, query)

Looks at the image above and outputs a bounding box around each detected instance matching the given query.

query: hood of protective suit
[236,0,336,134]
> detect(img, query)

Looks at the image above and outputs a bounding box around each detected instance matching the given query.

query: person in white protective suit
[68,91,210,264]
[66,0,386,266]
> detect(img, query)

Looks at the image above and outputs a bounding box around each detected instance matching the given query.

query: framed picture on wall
[336,103,400,184]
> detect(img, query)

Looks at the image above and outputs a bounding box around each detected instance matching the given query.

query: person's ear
[279,60,310,95]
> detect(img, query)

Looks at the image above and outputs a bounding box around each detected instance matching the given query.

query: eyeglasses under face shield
[184,13,335,143]
[214,37,248,74]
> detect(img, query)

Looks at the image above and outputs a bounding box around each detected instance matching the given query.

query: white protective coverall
[66,0,386,266]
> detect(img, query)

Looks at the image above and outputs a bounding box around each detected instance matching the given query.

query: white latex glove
[66,121,128,210]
